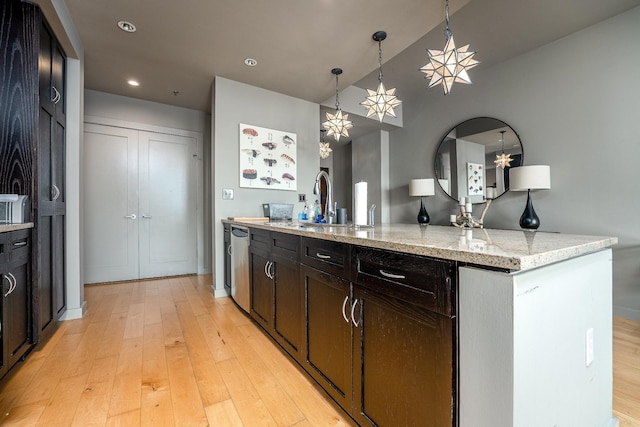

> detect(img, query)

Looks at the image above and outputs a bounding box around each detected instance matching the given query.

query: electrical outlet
[299,193,306,202]
[222,188,234,200]
[585,328,594,367]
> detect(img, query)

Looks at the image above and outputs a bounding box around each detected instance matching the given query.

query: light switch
[222,188,234,200]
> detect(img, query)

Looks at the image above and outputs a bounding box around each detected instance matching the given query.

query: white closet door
[138,131,197,279]
[84,123,139,283]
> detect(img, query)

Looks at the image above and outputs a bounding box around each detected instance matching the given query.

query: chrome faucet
[313,170,334,224]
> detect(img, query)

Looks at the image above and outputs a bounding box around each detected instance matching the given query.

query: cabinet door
[302,265,352,411]
[5,260,31,367]
[249,248,273,332]
[273,254,302,359]
[352,286,454,427]
[223,226,231,295]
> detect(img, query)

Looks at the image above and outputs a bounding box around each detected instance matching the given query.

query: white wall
[389,6,640,319]
[212,77,320,295]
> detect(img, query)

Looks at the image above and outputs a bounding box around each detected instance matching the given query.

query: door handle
[341,295,350,324]
[3,273,16,297]
[142,214,152,219]
[350,299,360,328]
[125,214,137,220]
[51,184,61,200]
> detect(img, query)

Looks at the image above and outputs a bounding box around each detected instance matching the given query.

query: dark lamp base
[417,197,430,224]
[519,190,540,230]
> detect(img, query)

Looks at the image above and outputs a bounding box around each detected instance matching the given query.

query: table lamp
[509,165,551,230]
[409,178,435,224]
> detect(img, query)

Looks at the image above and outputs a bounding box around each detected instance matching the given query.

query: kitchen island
[223,220,619,427]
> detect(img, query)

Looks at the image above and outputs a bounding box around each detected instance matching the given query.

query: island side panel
[459,266,515,427]
[460,249,615,427]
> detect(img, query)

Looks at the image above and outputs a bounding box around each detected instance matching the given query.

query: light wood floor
[0,275,638,426]
[0,275,353,426]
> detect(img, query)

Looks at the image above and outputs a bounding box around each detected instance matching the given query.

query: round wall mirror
[434,117,523,204]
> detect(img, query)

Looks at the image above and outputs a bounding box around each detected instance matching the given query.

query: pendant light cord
[378,40,384,82]
[444,0,452,39]
[334,73,340,110]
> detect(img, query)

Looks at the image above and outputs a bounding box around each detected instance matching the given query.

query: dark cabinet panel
[249,248,273,331]
[1,229,33,381]
[302,265,352,411]
[0,0,38,196]
[352,286,454,427]
[223,225,231,295]
[273,253,301,358]
[35,18,66,340]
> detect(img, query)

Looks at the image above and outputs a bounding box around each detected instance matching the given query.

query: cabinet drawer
[301,237,351,280]
[249,227,270,252]
[271,232,299,261]
[9,228,30,263]
[0,232,8,264]
[354,246,455,316]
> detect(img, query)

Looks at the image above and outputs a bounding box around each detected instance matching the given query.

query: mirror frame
[434,117,524,203]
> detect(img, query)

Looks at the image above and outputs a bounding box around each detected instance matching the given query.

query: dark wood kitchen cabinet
[243,227,458,426]
[249,229,303,360]
[1,0,67,347]
[223,224,231,295]
[302,265,352,410]
[36,18,67,341]
[0,229,33,381]
[352,246,456,427]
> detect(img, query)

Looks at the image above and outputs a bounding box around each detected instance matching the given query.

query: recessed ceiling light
[127,80,140,87]
[244,58,257,67]
[117,20,136,33]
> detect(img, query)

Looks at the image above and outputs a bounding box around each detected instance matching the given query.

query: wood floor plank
[205,399,244,427]
[140,357,174,426]
[71,355,119,427]
[123,302,146,339]
[217,357,279,427]
[2,399,47,425]
[108,337,143,417]
[162,303,209,425]
[62,320,109,378]
[175,301,230,405]
[37,373,89,426]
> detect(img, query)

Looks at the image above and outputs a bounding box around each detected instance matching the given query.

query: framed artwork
[239,123,297,190]
[467,162,484,196]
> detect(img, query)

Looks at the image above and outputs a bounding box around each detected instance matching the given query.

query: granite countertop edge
[0,223,35,233]
[222,220,618,272]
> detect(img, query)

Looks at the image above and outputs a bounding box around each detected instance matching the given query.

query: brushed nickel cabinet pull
[379,270,405,280]
[350,299,360,328]
[316,253,331,259]
[341,295,350,324]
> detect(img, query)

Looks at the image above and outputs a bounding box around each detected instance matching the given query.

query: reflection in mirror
[435,117,523,204]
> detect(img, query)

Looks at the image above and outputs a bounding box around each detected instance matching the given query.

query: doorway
[83,123,198,283]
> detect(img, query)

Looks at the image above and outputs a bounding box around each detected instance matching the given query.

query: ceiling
[59,0,639,138]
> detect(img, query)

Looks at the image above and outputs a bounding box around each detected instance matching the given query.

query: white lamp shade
[509,165,551,191]
[409,178,435,196]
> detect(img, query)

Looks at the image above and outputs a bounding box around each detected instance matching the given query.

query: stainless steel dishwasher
[230,225,250,312]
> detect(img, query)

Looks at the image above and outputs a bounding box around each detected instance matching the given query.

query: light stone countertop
[0,223,34,233]
[224,220,618,271]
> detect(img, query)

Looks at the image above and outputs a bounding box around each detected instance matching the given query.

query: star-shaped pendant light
[323,68,353,142]
[494,130,513,169]
[420,0,479,95]
[319,129,332,159]
[361,31,401,123]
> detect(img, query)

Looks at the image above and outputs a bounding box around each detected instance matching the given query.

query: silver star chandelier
[323,68,353,142]
[319,129,332,159]
[361,31,401,123]
[494,130,513,169]
[420,0,479,95]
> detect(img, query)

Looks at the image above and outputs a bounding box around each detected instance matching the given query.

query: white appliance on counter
[0,194,29,224]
